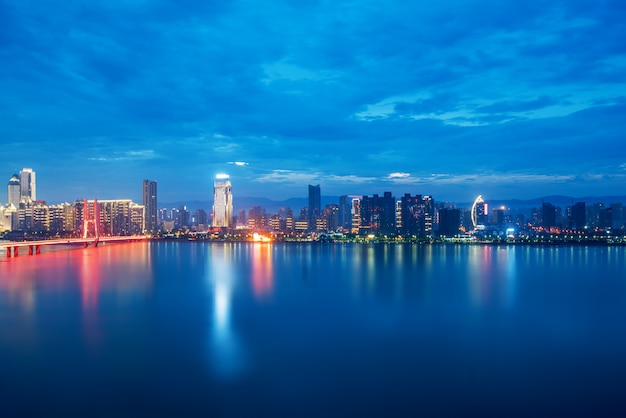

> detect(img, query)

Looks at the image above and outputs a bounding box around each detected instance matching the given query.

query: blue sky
[1,0,625,204]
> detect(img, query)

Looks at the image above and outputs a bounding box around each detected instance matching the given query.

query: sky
[1,0,626,205]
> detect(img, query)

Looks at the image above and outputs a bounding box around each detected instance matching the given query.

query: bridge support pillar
[5,248,10,258]
[28,246,33,255]
[13,247,18,257]
[83,242,88,248]
[36,245,41,255]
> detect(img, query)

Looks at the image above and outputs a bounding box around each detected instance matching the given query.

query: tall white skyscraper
[20,168,36,202]
[213,174,233,228]
[7,174,20,207]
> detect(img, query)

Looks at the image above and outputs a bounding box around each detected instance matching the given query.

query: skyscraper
[400,194,434,238]
[338,195,352,231]
[142,179,158,233]
[438,208,461,237]
[19,168,36,202]
[542,202,556,228]
[308,184,320,230]
[572,202,586,230]
[7,174,20,207]
[213,174,233,228]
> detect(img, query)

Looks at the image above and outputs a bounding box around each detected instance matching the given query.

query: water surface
[1,242,625,416]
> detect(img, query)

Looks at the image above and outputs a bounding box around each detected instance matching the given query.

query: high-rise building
[471,196,488,229]
[338,195,352,231]
[572,202,586,230]
[438,208,461,237]
[237,209,247,227]
[423,196,434,235]
[323,204,339,231]
[351,198,361,234]
[193,209,208,228]
[492,207,505,225]
[400,194,434,238]
[213,174,233,228]
[308,184,321,230]
[542,202,557,228]
[248,206,267,230]
[610,203,624,230]
[77,199,144,236]
[358,192,396,235]
[7,174,20,207]
[19,168,36,202]
[142,179,158,233]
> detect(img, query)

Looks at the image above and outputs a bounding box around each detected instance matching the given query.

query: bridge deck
[0,236,147,257]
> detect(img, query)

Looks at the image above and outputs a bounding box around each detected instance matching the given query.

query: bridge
[1,198,146,258]
[1,236,147,258]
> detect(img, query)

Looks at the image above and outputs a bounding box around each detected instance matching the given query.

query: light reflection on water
[208,243,245,378]
[1,242,626,416]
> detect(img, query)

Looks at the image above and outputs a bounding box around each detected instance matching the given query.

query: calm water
[1,242,626,417]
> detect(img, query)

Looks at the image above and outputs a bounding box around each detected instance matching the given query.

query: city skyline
[3,167,626,213]
[2,1,625,203]
[2,165,625,238]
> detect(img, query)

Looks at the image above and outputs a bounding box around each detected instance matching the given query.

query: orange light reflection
[251,243,273,298]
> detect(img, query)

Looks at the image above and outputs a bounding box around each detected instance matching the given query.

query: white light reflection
[208,245,246,378]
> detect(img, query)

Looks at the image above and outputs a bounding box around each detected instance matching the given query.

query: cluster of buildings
[205,179,626,240]
[228,187,439,239]
[0,169,154,237]
[2,169,625,240]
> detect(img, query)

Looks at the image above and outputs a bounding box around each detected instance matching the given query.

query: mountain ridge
[162,195,626,213]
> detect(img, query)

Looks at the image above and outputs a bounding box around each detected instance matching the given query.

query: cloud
[1,0,626,203]
[256,170,376,185]
[386,172,411,179]
[88,149,158,162]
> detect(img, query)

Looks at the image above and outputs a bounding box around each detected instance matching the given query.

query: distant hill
[163,195,626,213]
[459,195,626,209]
[161,196,339,213]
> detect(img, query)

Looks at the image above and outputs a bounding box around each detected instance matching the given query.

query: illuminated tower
[142,179,158,233]
[19,168,36,202]
[471,195,487,230]
[213,174,233,228]
[7,174,20,207]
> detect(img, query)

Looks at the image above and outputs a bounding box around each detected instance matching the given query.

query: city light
[252,233,271,242]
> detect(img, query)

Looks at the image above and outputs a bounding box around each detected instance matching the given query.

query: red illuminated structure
[2,199,145,258]
[82,198,101,244]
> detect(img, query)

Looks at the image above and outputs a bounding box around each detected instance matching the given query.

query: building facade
[19,168,36,202]
[213,174,233,228]
[7,174,20,207]
[142,179,158,233]
[308,184,321,231]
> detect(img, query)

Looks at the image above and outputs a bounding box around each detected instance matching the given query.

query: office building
[358,192,396,235]
[7,174,20,207]
[213,174,233,228]
[142,179,158,233]
[308,184,321,230]
[492,207,505,226]
[400,194,434,238]
[571,202,586,230]
[20,168,36,202]
[471,196,488,229]
[438,208,461,237]
[248,206,267,230]
[338,195,352,231]
[542,202,557,228]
